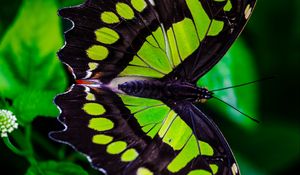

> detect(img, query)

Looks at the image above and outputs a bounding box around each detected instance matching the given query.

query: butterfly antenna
[211,76,275,92]
[212,96,260,123]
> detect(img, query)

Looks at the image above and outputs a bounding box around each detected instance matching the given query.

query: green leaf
[25,161,89,175]
[0,0,67,98]
[198,38,258,129]
[0,0,67,122]
[12,90,59,124]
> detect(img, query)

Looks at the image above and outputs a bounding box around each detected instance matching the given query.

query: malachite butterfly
[50,0,256,174]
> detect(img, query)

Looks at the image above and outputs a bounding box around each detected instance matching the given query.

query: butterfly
[50,0,256,174]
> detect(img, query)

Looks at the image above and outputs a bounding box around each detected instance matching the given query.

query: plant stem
[24,124,38,166]
[4,124,38,166]
[3,136,28,156]
[25,127,45,174]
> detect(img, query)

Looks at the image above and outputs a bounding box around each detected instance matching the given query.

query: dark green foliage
[0,0,67,123]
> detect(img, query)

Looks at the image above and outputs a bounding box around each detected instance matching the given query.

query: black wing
[162,0,257,83]
[170,101,241,175]
[58,0,256,84]
[50,85,151,174]
[58,0,160,83]
[51,85,240,175]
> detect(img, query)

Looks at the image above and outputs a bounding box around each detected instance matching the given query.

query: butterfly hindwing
[51,85,239,174]
[168,101,240,175]
[51,85,151,174]
[50,85,179,174]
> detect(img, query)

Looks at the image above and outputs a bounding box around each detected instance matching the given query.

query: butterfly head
[196,87,213,103]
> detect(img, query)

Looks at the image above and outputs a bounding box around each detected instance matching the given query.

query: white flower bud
[0,110,18,137]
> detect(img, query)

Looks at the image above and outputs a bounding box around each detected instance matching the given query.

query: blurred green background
[0,0,299,174]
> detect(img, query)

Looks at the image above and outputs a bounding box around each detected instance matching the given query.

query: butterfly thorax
[118,80,212,103]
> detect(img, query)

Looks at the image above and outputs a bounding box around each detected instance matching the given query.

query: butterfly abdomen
[118,80,165,99]
[118,80,212,102]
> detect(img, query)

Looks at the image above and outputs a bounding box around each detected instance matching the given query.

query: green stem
[23,125,46,174]
[25,125,33,153]
[3,136,28,156]
[24,124,38,166]
[4,124,38,166]
[3,130,44,174]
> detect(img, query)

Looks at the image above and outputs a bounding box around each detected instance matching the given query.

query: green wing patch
[119,94,220,174]
[119,7,224,78]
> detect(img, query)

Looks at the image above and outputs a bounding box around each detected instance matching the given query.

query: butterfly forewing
[161,0,257,83]
[58,0,255,82]
[58,0,161,82]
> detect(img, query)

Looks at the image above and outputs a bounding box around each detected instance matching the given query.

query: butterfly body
[51,0,256,174]
[118,79,211,102]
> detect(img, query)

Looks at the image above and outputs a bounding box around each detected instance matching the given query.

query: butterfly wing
[161,0,257,83]
[58,0,256,83]
[51,85,150,174]
[168,101,240,175]
[51,85,239,175]
[58,0,159,82]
